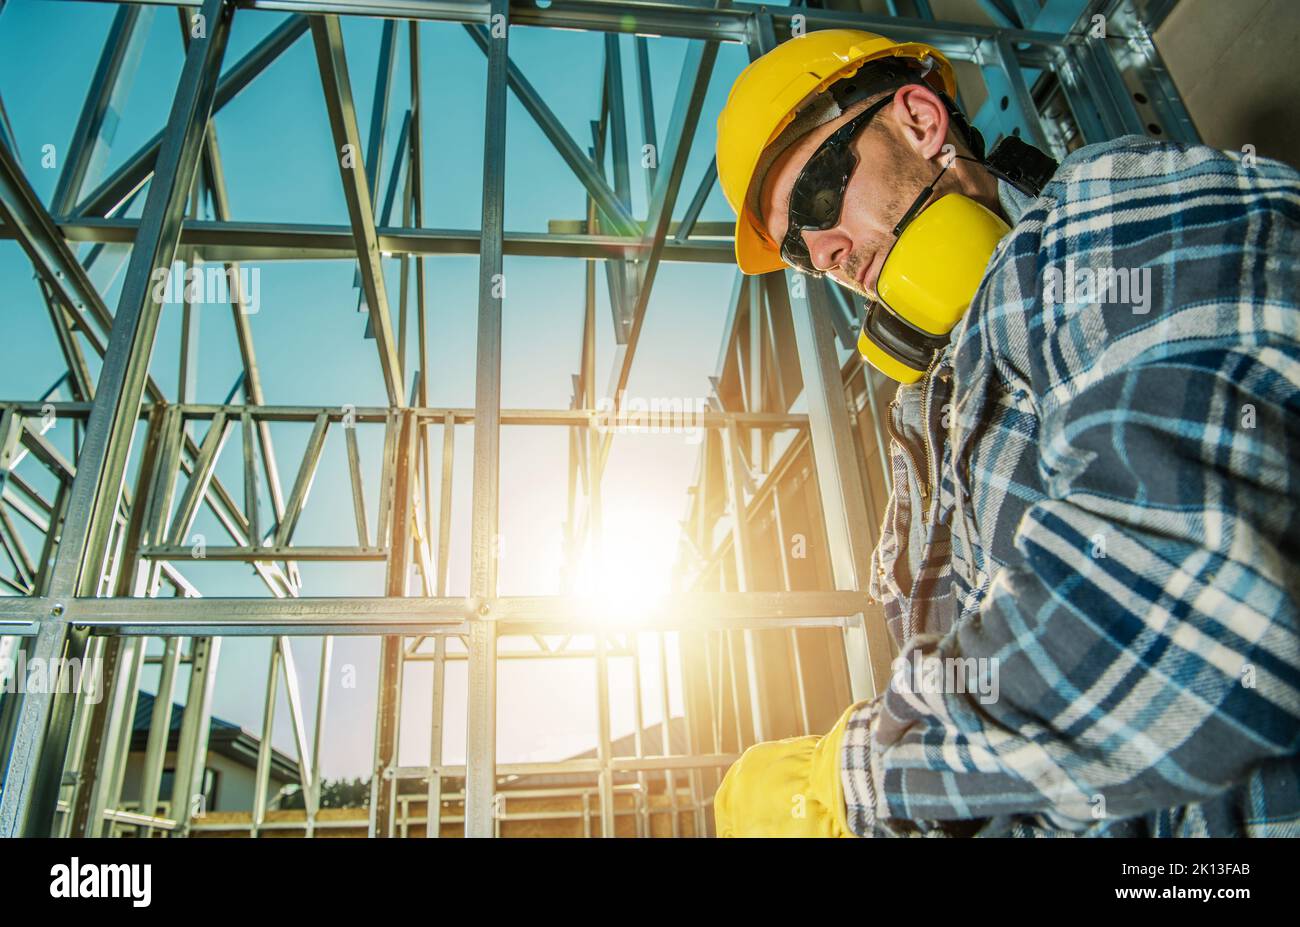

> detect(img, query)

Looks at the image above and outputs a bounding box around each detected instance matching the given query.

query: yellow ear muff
[877,193,1010,335]
[857,327,927,384]
[859,193,1011,382]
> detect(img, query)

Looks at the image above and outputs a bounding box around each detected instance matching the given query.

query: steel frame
[0,0,1197,838]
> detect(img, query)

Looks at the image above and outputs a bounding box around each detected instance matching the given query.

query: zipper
[885,397,929,507]
[917,352,944,506]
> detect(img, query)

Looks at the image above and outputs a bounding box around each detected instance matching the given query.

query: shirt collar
[997,178,1034,225]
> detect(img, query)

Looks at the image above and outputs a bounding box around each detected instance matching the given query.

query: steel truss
[0,0,1197,837]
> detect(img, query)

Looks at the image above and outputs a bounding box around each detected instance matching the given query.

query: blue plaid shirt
[844,135,1300,837]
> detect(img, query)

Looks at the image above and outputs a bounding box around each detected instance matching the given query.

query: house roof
[130,691,301,783]
[491,716,693,792]
[132,689,242,737]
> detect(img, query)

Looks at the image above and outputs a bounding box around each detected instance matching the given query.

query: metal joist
[465,0,510,840]
[785,270,893,702]
[0,588,865,634]
[372,411,414,836]
[674,157,716,245]
[310,15,405,406]
[24,216,734,264]
[1065,17,1151,141]
[52,4,155,216]
[169,636,220,835]
[1106,1,1200,143]
[363,19,399,208]
[0,143,113,345]
[353,18,398,316]
[75,14,310,218]
[462,22,637,237]
[604,32,635,327]
[602,34,718,424]
[82,0,1085,52]
[165,411,233,547]
[634,35,658,201]
[975,33,1052,151]
[272,411,330,548]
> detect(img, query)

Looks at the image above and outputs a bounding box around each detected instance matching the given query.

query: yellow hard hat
[716,29,957,275]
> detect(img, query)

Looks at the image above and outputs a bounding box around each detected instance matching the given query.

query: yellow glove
[714,701,868,838]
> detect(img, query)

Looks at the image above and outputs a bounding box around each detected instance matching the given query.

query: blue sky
[0,1,819,784]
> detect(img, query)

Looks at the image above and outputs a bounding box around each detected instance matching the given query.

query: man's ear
[889,83,950,162]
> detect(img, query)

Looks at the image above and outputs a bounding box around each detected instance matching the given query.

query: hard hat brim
[734,205,788,276]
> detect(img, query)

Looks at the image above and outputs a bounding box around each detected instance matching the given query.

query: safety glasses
[781,88,978,280]
[779,92,896,277]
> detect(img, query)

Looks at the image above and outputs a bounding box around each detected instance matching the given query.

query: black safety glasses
[781,89,980,280]
[779,92,896,277]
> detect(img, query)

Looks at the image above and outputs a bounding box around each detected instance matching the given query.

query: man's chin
[832,274,875,301]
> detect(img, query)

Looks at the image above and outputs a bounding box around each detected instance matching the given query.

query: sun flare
[571,504,682,624]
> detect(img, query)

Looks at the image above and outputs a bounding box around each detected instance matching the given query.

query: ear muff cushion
[862,300,949,373]
[857,326,925,385]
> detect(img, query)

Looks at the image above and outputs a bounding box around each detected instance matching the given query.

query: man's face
[759,95,936,299]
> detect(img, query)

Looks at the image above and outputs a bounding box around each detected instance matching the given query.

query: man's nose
[804,226,853,275]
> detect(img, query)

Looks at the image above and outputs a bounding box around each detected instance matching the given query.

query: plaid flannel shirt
[844,134,1300,837]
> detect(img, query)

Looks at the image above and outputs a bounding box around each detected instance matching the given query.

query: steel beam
[75,15,310,218]
[83,0,1082,52]
[602,35,718,437]
[462,23,637,237]
[371,412,414,836]
[28,216,734,263]
[0,143,113,344]
[310,15,405,406]
[634,35,658,202]
[719,421,772,744]
[464,0,509,840]
[52,4,155,215]
[1,589,864,632]
[168,636,220,835]
[137,637,181,837]
[674,157,716,245]
[66,404,165,837]
[785,271,892,701]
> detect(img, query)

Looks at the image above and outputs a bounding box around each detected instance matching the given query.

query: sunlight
[572,503,682,625]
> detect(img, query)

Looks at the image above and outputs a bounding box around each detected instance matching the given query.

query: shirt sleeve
[842,140,1300,837]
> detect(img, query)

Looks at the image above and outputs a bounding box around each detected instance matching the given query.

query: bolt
[50,602,65,617]
[478,603,491,617]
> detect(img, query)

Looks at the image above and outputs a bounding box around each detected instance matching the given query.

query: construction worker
[713,29,1300,837]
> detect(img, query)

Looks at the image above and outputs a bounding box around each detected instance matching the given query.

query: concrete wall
[1154,0,1300,167]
